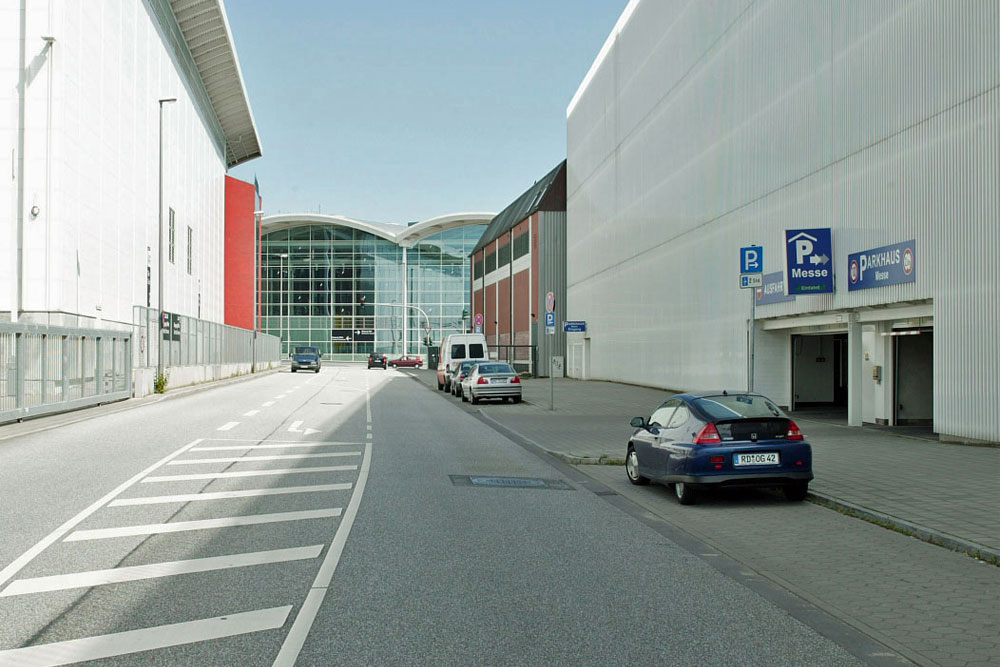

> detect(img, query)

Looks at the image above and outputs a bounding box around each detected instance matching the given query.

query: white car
[460,362,522,404]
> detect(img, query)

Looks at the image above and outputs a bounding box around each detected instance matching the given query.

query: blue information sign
[785,228,834,294]
[563,321,586,332]
[544,311,556,327]
[754,272,796,305]
[848,240,915,291]
[740,246,763,273]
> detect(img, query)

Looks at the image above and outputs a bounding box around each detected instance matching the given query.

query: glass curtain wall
[261,223,485,360]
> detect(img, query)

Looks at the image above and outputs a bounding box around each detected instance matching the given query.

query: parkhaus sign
[848,240,915,291]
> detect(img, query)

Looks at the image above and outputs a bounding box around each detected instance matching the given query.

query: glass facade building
[259,215,488,359]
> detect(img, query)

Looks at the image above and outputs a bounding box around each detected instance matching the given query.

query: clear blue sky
[225,0,627,223]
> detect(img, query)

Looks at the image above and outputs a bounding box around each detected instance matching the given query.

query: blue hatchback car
[625,391,813,504]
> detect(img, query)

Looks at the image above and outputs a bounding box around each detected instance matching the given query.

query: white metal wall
[567,0,1000,441]
[1,0,227,329]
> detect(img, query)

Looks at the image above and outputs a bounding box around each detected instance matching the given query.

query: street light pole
[280,252,288,358]
[157,97,176,382]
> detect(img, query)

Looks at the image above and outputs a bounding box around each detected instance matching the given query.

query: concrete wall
[132,361,280,399]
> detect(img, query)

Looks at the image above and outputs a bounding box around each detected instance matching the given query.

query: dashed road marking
[217,422,239,431]
[243,410,260,417]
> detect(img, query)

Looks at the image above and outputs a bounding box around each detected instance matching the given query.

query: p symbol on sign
[740,246,763,273]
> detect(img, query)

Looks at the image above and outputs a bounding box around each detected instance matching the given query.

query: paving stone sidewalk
[410,369,1000,562]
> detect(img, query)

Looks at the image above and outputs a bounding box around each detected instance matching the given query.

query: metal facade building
[566,1,999,442]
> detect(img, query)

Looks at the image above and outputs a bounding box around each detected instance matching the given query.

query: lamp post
[157,97,176,382]
[280,252,289,358]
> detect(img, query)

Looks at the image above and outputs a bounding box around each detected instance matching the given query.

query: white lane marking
[191,442,360,451]
[288,421,303,432]
[275,395,286,399]
[305,428,320,435]
[64,508,342,542]
[2,546,324,597]
[197,439,361,446]
[243,410,260,417]
[0,606,291,667]
[262,401,275,407]
[168,453,359,466]
[0,439,203,590]
[108,484,351,507]
[273,385,373,666]
[142,466,358,483]
[217,422,240,431]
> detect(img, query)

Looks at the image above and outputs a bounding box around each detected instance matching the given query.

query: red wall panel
[224,176,256,330]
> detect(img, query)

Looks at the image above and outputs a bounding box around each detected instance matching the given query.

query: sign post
[545,291,555,410]
[740,246,763,392]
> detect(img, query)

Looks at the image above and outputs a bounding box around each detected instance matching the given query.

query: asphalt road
[0,365,892,665]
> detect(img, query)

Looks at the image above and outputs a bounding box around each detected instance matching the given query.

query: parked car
[460,362,522,404]
[388,354,422,368]
[625,391,813,505]
[448,360,481,396]
[291,346,321,373]
[367,351,387,369]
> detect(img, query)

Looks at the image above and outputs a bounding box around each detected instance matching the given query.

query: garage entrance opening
[894,329,933,426]
[790,333,848,421]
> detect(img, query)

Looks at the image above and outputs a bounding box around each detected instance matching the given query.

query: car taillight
[477,377,488,384]
[693,422,722,444]
[510,376,520,383]
[786,420,804,440]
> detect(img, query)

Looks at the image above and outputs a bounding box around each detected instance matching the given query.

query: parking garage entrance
[893,329,933,425]
[790,333,848,418]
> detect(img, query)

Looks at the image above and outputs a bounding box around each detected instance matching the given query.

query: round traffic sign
[474,312,483,326]
[545,291,555,312]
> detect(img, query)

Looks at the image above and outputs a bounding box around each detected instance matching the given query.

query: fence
[0,323,132,424]
[489,344,537,376]
[132,306,281,370]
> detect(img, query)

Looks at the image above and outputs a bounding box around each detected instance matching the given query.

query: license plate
[734,452,779,466]
[491,378,507,383]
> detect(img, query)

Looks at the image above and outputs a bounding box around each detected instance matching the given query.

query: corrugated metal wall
[536,211,568,377]
[567,0,999,440]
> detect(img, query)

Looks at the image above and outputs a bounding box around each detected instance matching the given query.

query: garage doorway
[790,333,848,419]
[894,329,933,425]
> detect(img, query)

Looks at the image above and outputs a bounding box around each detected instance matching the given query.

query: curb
[807,492,999,565]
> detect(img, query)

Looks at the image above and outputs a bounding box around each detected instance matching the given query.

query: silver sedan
[460,362,522,404]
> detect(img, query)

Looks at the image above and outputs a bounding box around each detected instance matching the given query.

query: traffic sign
[474,325,482,334]
[848,239,915,291]
[563,320,586,332]
[474,312,483,326]
[545,291,555,313]
[740,274,763,289]
[544,311,556,327]
[545,326,555,335]
[740,246,762,273]
[785,228,833,294]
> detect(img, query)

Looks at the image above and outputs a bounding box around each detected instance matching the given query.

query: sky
[225,0,629,223]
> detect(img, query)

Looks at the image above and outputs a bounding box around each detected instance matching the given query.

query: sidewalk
[409,369,1000,562]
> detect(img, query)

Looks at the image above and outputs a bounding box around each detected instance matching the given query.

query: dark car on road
[367,351,387,369]
[626,391,812,505]
[291,346,321,373]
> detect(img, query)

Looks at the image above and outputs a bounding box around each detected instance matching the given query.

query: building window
[474,256,484,279]
[168,208,175,264]
[497,242,510,267]
[187,226,193,274]
[513,231,529,260]
[485,251,496,274]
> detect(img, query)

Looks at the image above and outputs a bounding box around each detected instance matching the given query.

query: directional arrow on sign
[809,253,830,265]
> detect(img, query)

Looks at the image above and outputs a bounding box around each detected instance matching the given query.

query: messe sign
[331,329,353,342]
[848,240,915,291]
[353,329,374,343]
[785,228,833,294]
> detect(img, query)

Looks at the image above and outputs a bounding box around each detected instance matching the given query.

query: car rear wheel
[783,481,808,501]
[461,388,468,402]
[315,368,320,373]
[471,393,479,405]
[625,447,649,486]
[674,481,696,505]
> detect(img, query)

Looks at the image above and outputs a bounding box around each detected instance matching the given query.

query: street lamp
[280,252,288,357]
[157,97,176,382]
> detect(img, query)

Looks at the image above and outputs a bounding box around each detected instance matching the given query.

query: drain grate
[449,475,573,490]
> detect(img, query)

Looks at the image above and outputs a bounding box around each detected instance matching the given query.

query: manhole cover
[449,475,573,490]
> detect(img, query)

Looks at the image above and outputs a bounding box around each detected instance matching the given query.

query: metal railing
[132,306,281,369]
[0,323,132,424]
[489,344,537,376]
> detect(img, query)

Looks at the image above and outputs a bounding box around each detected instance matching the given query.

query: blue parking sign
[740,246,762,273]
[785,228,833,294]
[544,311,556,327]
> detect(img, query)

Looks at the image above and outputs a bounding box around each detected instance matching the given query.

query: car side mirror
[629,417,645,428]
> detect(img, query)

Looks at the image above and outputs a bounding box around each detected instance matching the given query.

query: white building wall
[567,0,1000,441]
[2,0,227,330]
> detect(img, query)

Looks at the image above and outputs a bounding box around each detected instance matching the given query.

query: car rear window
[692,394,784,420]
[468,343,485,358]
[478,363,512,375]
[451,344,466,360]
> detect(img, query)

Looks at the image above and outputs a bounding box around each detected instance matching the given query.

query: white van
[436,333,489,391]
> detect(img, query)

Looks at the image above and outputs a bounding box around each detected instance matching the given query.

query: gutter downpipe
[14,0,27,323]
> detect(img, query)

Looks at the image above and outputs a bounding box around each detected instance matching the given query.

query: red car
[388,354,423,368]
